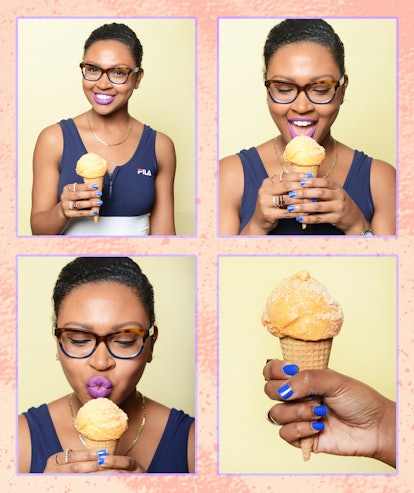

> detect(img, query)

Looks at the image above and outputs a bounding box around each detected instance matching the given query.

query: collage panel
[218,18,396,236]
[17,17,196,236]
[218,255,397,474]
[17,254,196,474]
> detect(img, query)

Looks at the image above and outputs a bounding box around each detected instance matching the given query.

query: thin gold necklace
[69,392,146,456]
[87,111,132,146]
[274,136,338,178]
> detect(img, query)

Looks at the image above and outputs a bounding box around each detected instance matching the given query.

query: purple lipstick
[87,376,113,398]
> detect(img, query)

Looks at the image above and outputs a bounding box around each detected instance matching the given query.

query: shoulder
[35,123,63,147]
[220,153,243,177]
[154,130,175,154]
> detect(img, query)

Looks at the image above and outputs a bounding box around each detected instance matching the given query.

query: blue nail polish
[97,200,103,206]
[96,191,102,197]
[296,216,304,222]
[287,205,295,212]
[300,179,307,186]
[277,383,294,400]
[289,191,297,199]
[282,364,299,376]
[92,184,99,189]
[314,405,327,417]
[311,198,318,202]
[97,450,108,457]
[312,421,325,431]
[98,457,105,465]
[305,173,314,178]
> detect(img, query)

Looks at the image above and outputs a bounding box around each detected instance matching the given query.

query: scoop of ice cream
[76,152,108,179]
[261,270,343,341]
[87,376,112,398]
[283,136,325,167]
[75,398,128,440]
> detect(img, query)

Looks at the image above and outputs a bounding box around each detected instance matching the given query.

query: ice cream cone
[83,176,104,223]
[279,336,332,461]
[80,436,119,455]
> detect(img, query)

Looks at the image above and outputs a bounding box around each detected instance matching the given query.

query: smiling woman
[219,18,396,236]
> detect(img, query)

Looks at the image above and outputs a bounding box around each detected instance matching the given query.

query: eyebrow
[58,321,147,332]
[268,74,339,83]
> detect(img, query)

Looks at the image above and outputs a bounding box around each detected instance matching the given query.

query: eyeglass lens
[81,64,131,84]
[268,81,338,104]
[60,329,145,358]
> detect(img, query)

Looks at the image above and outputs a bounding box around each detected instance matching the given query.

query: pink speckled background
[1,0,413,492]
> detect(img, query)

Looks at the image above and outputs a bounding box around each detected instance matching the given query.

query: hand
[287,176,369,234]
[263,359,396,467]
[59,182,104,220]
[243,172,315,234]
[45,448,146,473]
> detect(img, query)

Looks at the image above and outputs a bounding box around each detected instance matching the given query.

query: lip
[86,376,113,398]
[93,92,116,105]
[288,119,317,138]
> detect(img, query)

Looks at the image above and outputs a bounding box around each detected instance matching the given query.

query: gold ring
[69,201,74,210]
[272,194,279,208]
[55,452,60,465]
[266,410,280,426]
[73,182,77,192]
[64,448,72,464]
[279,170,285,182]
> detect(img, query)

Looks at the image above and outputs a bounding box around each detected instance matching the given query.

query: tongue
[86,376,112,398]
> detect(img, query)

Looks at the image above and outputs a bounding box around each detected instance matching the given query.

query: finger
[279,420,325,446]
[263,359,299,381]
[68,198,103,211]
[269,402,327,425]
[97,454,142,472]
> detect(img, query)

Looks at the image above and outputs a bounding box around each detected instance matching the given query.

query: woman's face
[265,42,347,146]
[82,40,143,115]
[56,281,155,406]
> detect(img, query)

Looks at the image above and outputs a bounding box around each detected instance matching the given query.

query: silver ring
[69,201,74,210]
[266,410,281,426]
[278,194,285,208]
[55,452,60,465]
[67,184,72,192]
[279,170,285,182]
[73,182,77,192]
[64,448,71,464]
[73,201,78,210]
[272,194,278,208]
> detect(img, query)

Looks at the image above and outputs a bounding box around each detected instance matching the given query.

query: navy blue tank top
[57,119,157,216]
[238,147,374,235]
[23,404,194,473]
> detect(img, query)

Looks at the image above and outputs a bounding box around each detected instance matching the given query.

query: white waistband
[62,214,150,236]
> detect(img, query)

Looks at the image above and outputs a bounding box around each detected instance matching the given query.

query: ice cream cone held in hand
[76,153,108,222]
[74,397,128,455]
[283,137,325,229]
[262,270,343,461]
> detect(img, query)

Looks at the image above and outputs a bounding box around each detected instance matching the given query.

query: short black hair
[53,257,155,326]
[84,23,143,67]
[263,19,345,77]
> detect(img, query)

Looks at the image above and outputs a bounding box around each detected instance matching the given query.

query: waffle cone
[291,164,319,229]
[80,435,119,455]
[83,176,104,223]
[279,336,332,461]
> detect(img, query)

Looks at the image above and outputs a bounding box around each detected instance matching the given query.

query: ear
[135,68,144,90]
[339,74,349,105]
[146,325,158,363]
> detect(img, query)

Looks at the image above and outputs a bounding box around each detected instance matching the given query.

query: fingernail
[277,383,294,400]
[300,179,307,186]
[296,216,304,222]
[289,191,297,199]
[97,200,103,206]
[96,191,102,197]
[97,457,105,465]
[282,364,299,376]
[287,205,295,212]
[311,198,318,202]
[92,184,99,189]
[305,173,314,178]
[314,405,327,417]
[97,450,108,457]
[312,421,325,431]
[93,210,99,215]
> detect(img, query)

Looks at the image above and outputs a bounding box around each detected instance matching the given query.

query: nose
[96,71,113,90]
[88,341,115,370]
[291,89,313,114]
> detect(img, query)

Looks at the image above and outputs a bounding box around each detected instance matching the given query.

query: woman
[31,23,176,235]
[263,359,396,467]
[18,257,194,473]
[220,19,396,235]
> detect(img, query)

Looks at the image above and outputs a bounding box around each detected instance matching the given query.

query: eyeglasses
[264,76,346,104]
[54,324,154,359]
[80,62,140,85]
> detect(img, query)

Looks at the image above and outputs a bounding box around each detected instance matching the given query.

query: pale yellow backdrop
[219,255,396,474]
[18,255,195,416]
[17,18,196,236]
[219,18,396,166]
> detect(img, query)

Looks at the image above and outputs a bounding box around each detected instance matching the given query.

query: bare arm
[18,414,32,473]
[149,132,176,235]
[219,154,244,235]
[187,421,195,473]
[369,159,396,235]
